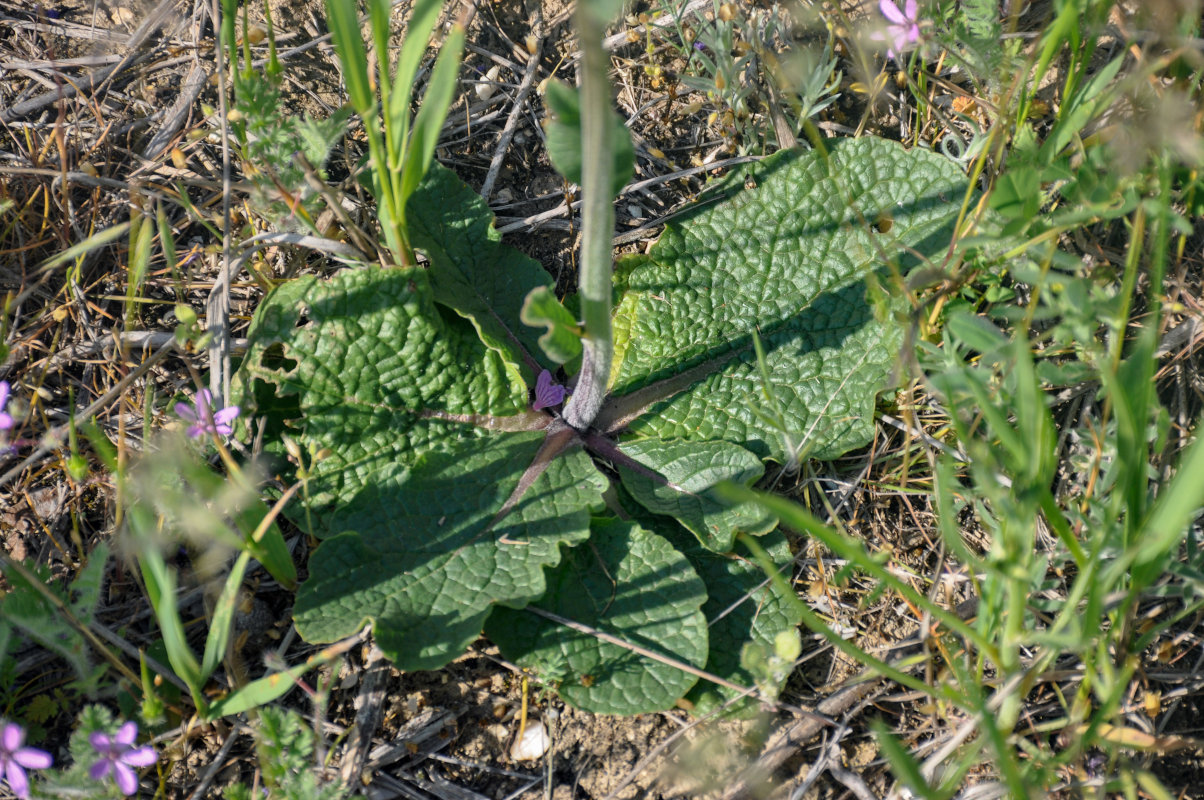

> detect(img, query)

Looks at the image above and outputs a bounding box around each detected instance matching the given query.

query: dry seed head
[718,3,737,22]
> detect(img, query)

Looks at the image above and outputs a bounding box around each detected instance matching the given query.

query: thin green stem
[563,4,614,432]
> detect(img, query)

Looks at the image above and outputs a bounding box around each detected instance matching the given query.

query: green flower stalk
[562,3,616,432]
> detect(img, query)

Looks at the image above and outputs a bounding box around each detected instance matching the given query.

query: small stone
[510,720,550,761]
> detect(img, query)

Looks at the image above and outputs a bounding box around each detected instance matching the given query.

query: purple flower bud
[532,370,566,411]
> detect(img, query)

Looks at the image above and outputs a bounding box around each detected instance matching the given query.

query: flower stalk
[562,3,615,432]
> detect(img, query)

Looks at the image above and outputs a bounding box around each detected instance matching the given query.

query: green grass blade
[1135,423,1204,575]
[326,0,373,114]
[125,205,154,328]
[725,484,998,660]
[203,638,354,720]
[399,22,465,205]
[200,551,252,682]
[390,0,446,149]
[872,718,940,800]
[38,221,131,274]
[132,512,204,703]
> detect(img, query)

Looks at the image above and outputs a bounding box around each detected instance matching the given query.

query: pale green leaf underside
[617,439,775,552]
[610,139,969,460]
[520,285,584,365]
[486,519,709,714]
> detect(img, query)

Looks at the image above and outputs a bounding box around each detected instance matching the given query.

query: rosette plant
[233,1,974,713]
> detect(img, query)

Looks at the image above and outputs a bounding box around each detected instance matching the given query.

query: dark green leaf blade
[294,442,605,670]
[487,518,709,714]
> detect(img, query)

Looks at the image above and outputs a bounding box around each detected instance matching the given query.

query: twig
[828,764,881,800]
[479,33,543,200]
[37,331,248,373]
[209,0,235,408]
[184,726,242,800]
[339,643,390,787]
[143,61,209,160]
[295,152,378,259]
[0,0,178,123]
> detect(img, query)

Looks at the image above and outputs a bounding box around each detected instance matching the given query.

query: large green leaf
[408,161,575,373]
[233,267,606,670]
[603,138,970,461]
[294,443,604,670]
[486,518,709,714]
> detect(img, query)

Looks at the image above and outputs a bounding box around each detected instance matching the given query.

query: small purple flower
[175,388,239,438]
[0,381,13,430]
[532,370,566,411]
[873,0,921,59]
[88,721,157,797]
[1,722,53,800]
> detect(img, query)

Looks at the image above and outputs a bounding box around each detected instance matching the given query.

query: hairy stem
[562,4,614,432]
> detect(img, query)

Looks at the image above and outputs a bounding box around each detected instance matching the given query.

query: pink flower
[0,722,53,800]
[873,0,921,59]
[175,388,240,438]
[531,370,566,411]
[88,721,157,796]
[0,381,13,430]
